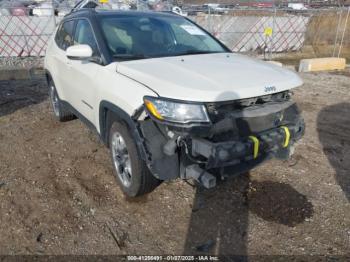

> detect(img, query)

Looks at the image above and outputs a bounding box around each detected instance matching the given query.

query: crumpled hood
[116,53,303,102]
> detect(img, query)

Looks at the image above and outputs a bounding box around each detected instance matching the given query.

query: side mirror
[66,44,92,60]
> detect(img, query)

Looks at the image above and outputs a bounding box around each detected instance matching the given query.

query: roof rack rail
[69,0,99,14]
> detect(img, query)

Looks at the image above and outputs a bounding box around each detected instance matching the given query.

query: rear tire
[109,121,160,197]
[48,80,75,122]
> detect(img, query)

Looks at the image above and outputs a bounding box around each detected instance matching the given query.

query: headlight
[143,96,210,124]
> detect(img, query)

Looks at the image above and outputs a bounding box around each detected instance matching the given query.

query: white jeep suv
[45,9,305,197]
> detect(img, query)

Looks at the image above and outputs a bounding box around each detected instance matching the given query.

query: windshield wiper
[113,54,148,61]
[113,51,224,60]
[175,50,223,56]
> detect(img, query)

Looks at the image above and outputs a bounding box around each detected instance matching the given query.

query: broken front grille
[205,91,291,123]
[204,91,300,142]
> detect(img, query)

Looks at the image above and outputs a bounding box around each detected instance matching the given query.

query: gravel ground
[0,58,43,70]
[0,70,349,256]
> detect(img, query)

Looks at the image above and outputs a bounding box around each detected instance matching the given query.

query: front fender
[99,100,149,161]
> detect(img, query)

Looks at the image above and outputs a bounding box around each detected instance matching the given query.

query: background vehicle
[45,9,305,197]
[0,0,32,16]
[288,3,308,10]
[31,1,55,16]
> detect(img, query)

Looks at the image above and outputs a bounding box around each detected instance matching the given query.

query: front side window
[73,19,99,56]
[55,20,75,50]
[98,15,227,61]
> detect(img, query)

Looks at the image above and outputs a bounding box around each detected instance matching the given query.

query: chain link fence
[0,5,349,70]
[0,8,59,69]
[0,13,56,57]
[190,7,350,62]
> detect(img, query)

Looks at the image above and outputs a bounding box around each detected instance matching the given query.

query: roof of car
[64,9,179,20]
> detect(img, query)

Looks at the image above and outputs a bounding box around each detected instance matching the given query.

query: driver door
[66,19,101,124]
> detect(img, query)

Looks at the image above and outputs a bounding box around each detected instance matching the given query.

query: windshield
[98,14,228,61]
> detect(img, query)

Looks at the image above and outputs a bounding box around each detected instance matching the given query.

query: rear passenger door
[67,19,101,124]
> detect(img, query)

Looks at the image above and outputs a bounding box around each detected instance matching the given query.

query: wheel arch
[45,69,63,99]
[99,100,148,161]
[45,69,53,85]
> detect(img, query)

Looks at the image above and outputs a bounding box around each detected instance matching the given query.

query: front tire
[109,121,160,197]
[48,81,75,122]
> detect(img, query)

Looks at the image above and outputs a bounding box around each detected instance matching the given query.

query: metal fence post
[208,6,211,34]
[19,20,30,57]
[333,7,343,57]
[52,0,56,26]
[338,6,350,58]
[270,7,277,60]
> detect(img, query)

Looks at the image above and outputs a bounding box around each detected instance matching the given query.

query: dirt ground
[0,69,349,257]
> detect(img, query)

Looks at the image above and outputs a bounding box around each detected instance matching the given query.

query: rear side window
[55,20,75,50]
[73,19,99,56]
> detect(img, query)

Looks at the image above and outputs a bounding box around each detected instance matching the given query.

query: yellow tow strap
[280,126,291,148]
[248,136,259,159]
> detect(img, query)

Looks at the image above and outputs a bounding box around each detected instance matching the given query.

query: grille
[205,91,291,122]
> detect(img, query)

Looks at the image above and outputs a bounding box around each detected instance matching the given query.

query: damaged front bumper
[191,123,304,169]
[186,122,304,188]
[137,92,305,188]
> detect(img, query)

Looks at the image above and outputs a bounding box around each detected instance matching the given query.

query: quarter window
[55,20,75,50]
